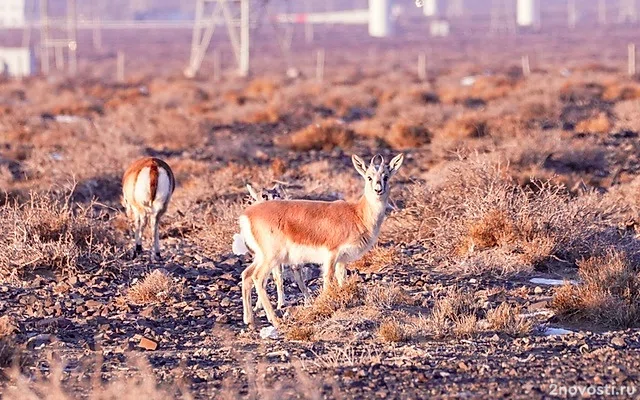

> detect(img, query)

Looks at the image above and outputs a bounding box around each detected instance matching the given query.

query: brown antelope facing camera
[122,157,175,261]
[234,183,311,311]
[237,153,404,327]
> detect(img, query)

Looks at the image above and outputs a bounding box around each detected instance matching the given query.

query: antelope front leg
[322,256,338,291]
[272,265,285,310]
[292,266,311,303]
[252,261,280,327]
[335,262,347,286]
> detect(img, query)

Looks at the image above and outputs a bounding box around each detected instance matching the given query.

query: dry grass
[365,283,414,310]
[551,250,640,329]
[384,122,431,150]
[0,315,18,373]
[390,158,628,276]
[486,303,533,336]
[193,201,244,259]
[288,276,364,325]
[377,320,406,343]
[574,112,612,134]
[439,114,489,140]
[350,245,398,273]
[274,121,354,151]
[0,192,120,281]
[127,270,179,305]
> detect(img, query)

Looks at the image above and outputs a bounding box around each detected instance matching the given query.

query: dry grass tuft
[350,245,398,273]
[384,122,431,150]
[551,249,640,329]
[0,315,18,372]
[575,112,612,134]
[440,114,489,139]
[486,303,532,336]
[377,319,406,343]
[390,158,628,276]
[365,283,414,310]
[245,77,279,99]
[274,121,354,151]
[284,325,315,341]
[289,276,364,324]
[127,269,178,305]
[248,105,282,123]
[0,316,17,338]
[0,192,120,280]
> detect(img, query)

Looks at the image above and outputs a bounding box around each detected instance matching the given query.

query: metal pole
[40,0,50,74]
[629,43,636,76]
[213,48,221,81]
[67,0,78,75]
[316,48,325,83]
[239,0,250,76]
[567,0,577,29]
[418,52,426,81]
[521,54,530,77]
[117,50,125,82]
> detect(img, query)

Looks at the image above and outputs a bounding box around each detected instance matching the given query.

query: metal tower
[567,0,577,29]
[185,0,251,78]
[39,0,77,75]
[619,0,637,23]
[490,0,516,34]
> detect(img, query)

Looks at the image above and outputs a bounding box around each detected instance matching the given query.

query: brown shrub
[274,121,354,151]
[247,105,282,123]
[127,269,178,305]
[270,157,287,177]
[486,303,532,336]
[551,250,640,329]
[0,316,18,372]
[377,320,406,343]
[285,325,315,341]
[440,115,489,139]
[365,283,413,310]
[390,158,629,276]
[223,90,247,105]
[286,276,363,325]
[0,316,16,339]
[439,75,518,104]
[602,81,640,101]
[0,193,120,280]
[245,77,279,99]
[384,122,431,150]
[575,112,612,134]
[350,245,398,273]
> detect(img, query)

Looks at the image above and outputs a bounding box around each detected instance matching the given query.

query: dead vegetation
[551,250,640,329]
[127,269,179,305]
[0,192,120,281]
[274,121,354,151]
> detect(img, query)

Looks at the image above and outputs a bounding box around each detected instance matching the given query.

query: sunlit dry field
[1,15,640,399]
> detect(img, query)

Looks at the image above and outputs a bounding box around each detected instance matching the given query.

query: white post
[239,0,250,77]
[368,0,394,37]
[423,0,437,17]
[521,54,530,77]
[567,0,577,29]
[117,50,125,82]
[316,48,325,83]
[418,52,426,80]
[517,0,539,28]
[629,43,636,76]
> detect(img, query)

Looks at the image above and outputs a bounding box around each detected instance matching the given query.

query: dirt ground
[1,12,640,399]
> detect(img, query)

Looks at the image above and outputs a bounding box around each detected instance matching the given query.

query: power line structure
[618,0,637,23]
[490,0,516,34]
[39,0,78,75]
[567,0,577,29]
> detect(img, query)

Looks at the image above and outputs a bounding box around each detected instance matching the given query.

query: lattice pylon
[185,0,251,78]
[39,0,77,75]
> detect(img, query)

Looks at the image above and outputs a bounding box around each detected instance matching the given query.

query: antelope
[234,183,311,311]
[121,157,175,260]
[237,153,404,327]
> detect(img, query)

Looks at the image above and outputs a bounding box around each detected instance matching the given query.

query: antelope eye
[367,177,372,181]
[262,194,269,200]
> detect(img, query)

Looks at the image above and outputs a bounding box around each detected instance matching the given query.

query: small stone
[534,286,544,294]
[259,326,279,340]
[191,309,205,317]
[138,337,158,351]
[611,337,626,348]
[458,361,470,371]
[216,315,229,324]
[220,298,231,307]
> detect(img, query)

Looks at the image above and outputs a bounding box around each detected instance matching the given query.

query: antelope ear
[388,153,404,175]
[352,154,367,177]
[246,184,260,202]
[272,183,286,199]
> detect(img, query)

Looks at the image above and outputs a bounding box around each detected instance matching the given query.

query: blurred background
[1,0,639,79]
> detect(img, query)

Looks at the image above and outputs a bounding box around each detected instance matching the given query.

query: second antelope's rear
[122,157,175,260]
[238,153,404,327]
